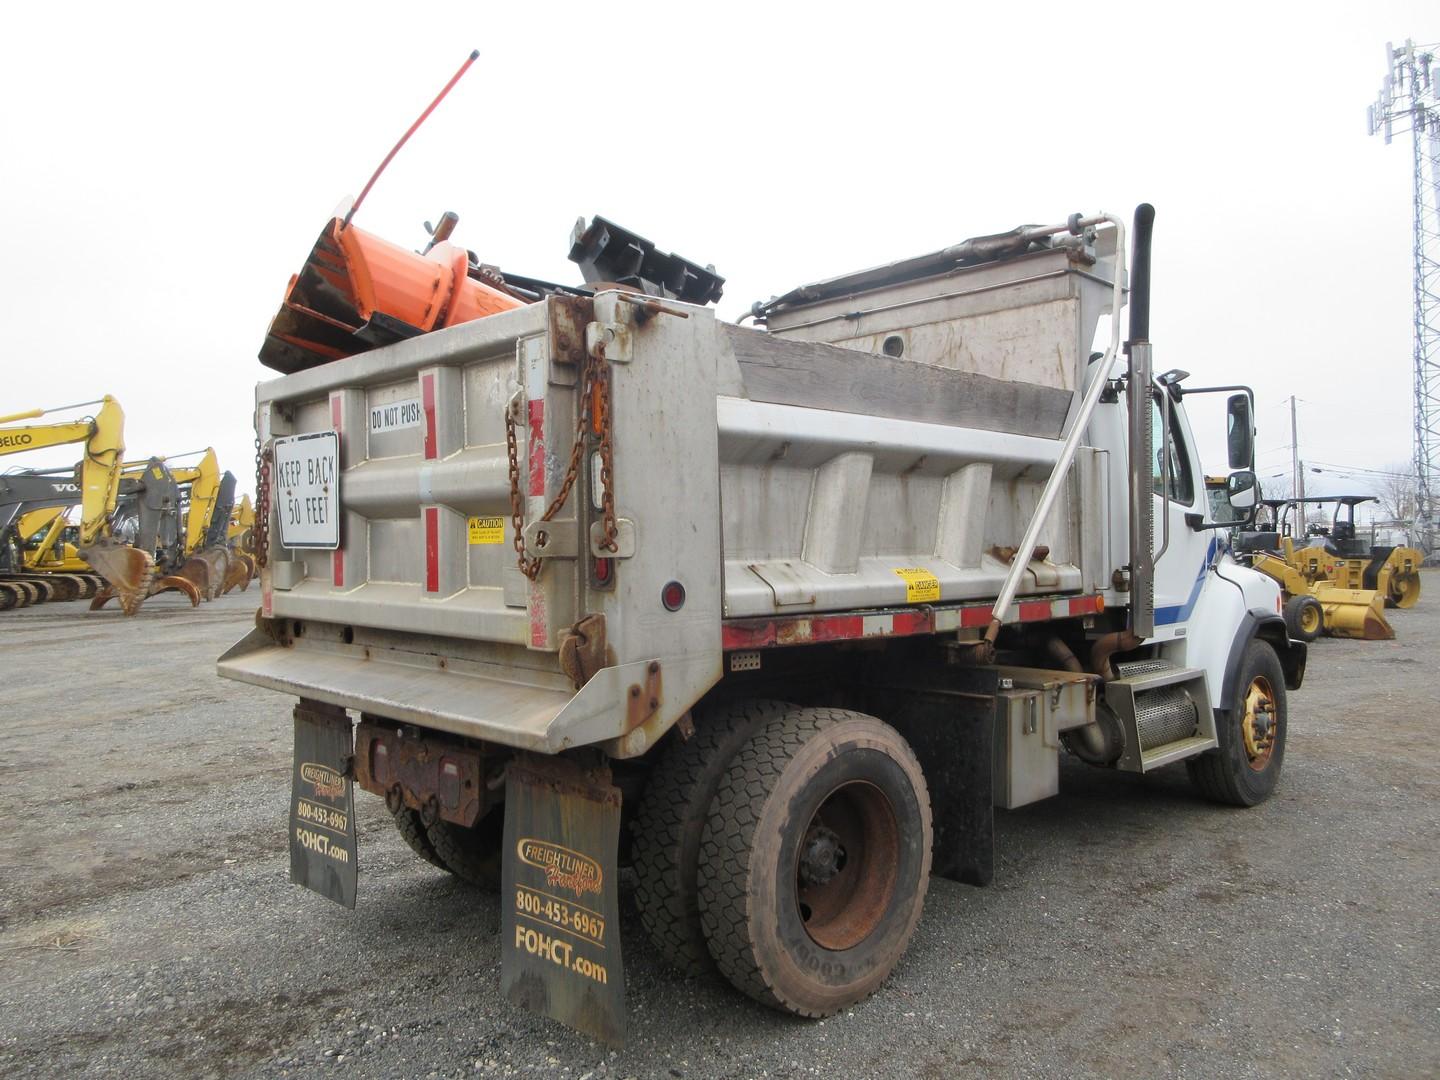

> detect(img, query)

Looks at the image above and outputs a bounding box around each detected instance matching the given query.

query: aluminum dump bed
[220,230,1121,757]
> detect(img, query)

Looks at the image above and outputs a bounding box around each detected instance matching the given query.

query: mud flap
[289,702,358,909]
[500,757,625,1048]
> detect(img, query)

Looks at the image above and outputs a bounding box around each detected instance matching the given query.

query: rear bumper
[217,626,660,754]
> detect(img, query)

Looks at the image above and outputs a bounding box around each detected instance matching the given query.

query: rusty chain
[253,435,271,569]
[506,341,619,581]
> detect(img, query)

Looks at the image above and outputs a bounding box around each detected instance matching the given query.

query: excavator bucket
[80,538,154,616]
[1314,585,1394,641]
[222,553,254,594]
[172,548,231,600]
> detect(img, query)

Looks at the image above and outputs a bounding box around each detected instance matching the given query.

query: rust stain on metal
[775,619,816,647]
[354,718,486,826]
[990,544,1051,565]
[624,662,663,733]
[559,613,608,690]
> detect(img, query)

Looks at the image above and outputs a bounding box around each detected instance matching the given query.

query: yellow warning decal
[893,567,940,603]
[468,516,504,545]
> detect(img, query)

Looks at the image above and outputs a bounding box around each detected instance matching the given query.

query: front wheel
[697,708,932,1017]
[1187,640,1287,807]
[1283,594,1323,643]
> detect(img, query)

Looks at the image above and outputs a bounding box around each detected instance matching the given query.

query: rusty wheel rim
[1241,675,1278,771]
[795,780,899,951]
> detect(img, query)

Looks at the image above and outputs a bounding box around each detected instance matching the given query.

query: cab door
[1147,388,1216,635]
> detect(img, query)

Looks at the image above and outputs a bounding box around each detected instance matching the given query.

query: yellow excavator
[225,495,258,591]
[166,449,250,599]
[0,397,156,613]
[87,448,246,610]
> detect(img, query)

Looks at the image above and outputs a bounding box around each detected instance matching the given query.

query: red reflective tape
[424,507,439,592]
[527,399,545,497]
[792,615,863,645]
[960,605,992,628]
[422,373,437,459]
[722,621,774,650]
[1068,595,1095,616]
[891,610,934,636]
[1018,600,1051,622]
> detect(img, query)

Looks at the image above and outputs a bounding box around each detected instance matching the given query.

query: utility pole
[1289,395,1305,504]
[1369,39,1440,555]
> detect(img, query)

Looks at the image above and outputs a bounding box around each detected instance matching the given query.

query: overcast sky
[2,2,1434,517]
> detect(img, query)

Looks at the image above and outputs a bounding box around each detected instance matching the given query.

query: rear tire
[1187,640,1287,807]
[631,699,793,977]
[391,806,450,872]
[426,806,505,888]
[1283,594,1323,643]
[697,708,932,1017]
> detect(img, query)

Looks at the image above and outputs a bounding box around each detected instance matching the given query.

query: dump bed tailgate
[219,294,726,758]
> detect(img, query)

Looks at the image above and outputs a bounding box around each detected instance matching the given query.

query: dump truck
[220,204,1305,1045]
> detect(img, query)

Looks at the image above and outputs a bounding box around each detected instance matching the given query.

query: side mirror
[1227,470,1258,511]
[1226,393,1254,470]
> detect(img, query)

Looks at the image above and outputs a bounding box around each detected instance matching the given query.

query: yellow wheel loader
[1281,495,1422,611]
[1233,497,1395,641]
[0,398,158,612]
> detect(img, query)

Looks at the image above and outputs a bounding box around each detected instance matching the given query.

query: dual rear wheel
[636,704,933,1017]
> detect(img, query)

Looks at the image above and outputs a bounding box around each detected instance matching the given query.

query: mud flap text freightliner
[289,702,358,908]
[500,756,626,1047]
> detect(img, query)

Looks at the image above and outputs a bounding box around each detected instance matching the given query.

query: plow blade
[1315,586,1394,641]
[80,539,155,616]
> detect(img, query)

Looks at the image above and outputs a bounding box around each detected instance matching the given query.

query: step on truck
[219,204,1306,1045]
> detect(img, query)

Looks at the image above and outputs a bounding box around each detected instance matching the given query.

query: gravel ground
[0,585,1436,1079]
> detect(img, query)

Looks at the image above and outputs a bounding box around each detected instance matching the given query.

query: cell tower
[1369,40,1440,553]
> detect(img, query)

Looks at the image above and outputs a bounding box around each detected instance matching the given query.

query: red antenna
[340,49,480,230]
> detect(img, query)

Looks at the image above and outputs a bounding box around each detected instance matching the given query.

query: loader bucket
[1315,586,1394,641]
[79,538,155,616]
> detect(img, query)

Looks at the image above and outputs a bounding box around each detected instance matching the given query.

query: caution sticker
[468,516,504,545]
[893,567,940,603]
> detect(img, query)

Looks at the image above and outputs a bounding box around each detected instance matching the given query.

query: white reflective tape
[861,614,894,637]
